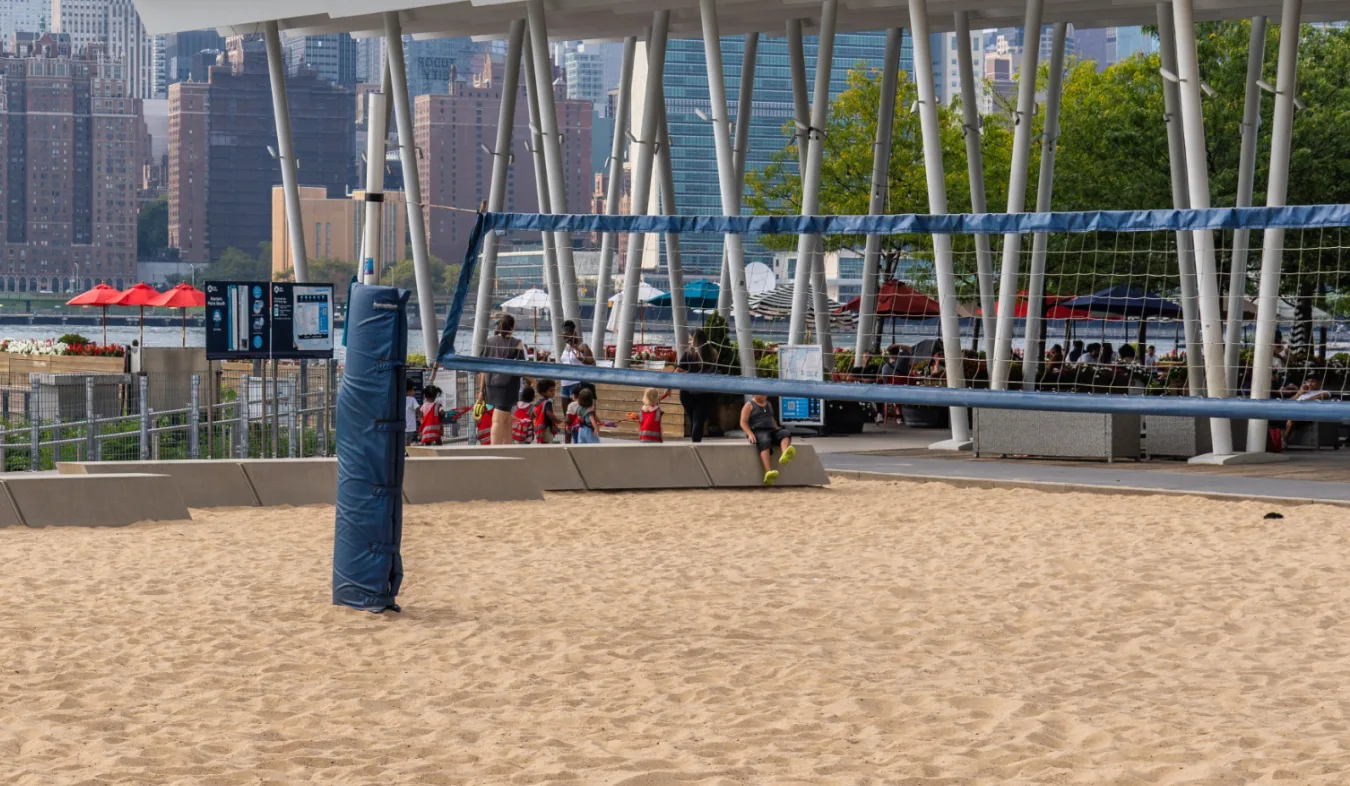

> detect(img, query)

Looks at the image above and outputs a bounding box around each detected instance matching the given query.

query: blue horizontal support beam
[441,356,1350,424]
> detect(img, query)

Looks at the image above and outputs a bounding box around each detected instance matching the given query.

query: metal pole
[360,60,394,266]
[138,375,150,461]
[473,21,527,357]
[1225,17,1268,391]
[1157,5,1206,394]
[855,27,902,360]
[591,35,636,353]
[525,0,581,325]
[236,384,248,459]
[207,368,218,459]
[361,91,388,285]
[718,32,759,319]
[271,360,281,458]
[1247,0,1302,452]
[654,95,688,349]
[1173,0,1234,457]
[85,377,96,462]
[288,371,299,458]
[990,0,1045,390]
[384,12,440,364]
[1022,22,1067,392]
[615,12,671,369]
[910,0,971,447]
[698,0,757,379]
[29,378,39,471]
[521,25,566,359]
[189,374,200,460]
[956,12,996,359]
[297,359,308,457]
[263,20,309,283]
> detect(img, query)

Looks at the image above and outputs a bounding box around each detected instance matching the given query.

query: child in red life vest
[418,385,444,445]
[638,388,664,443]
[511,385,536,444]
[533,379,562,444]
[473,403,494,445]
[564,386,582,444]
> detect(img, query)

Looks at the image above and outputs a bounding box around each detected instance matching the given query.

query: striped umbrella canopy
[747,283,856,328]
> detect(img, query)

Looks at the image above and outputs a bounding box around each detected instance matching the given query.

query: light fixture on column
[1256,78,1308,111]
[1159,67,1217,98]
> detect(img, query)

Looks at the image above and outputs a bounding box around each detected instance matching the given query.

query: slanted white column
[910,0,971,448]
[1157,4,1206,394]
[385,12,439,363]
[718,32,758,319]
[525,0,581,324]
[615,12,671,369]
[472,20,526,357]
[590,36,636,353]
[787,1,838,352]
[1021,22,1067,391]
[1247,0,1302,453]
[1225,17,1268,390]
[522,25,565,358]
[654,95,688,349]
[1173,0,1234,458]
[360,91,388,285]
[956,11,996,359]
[360,58,393,267]
[854,27,902,359]
[698,0,756,378]
[989,0,1044,389]
[263,21,308,283]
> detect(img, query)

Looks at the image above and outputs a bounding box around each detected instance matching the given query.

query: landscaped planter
[1143,416,1248,458]
[974,408,1140,462]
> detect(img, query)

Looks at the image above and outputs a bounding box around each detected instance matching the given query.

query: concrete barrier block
[3,474,190,527]
[58,460,260,508]
[693,443,830,488]
[407,445,586,491]
[239,458,338,507]
[403,457,543,504]
[566,444,710,490]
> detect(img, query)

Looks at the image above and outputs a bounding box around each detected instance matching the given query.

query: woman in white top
[558,319,596,398]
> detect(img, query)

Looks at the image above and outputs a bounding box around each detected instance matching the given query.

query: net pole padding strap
[438,355,1350,424]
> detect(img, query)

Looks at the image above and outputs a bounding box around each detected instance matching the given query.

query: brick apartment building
[168,35,354,263]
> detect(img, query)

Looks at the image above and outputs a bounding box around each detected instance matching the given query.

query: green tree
[385,257,461,292]
[137,198,169,258]
[272,257,358,289]
[203,246,269,282]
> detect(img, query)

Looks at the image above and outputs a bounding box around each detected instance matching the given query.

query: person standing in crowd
[533,379,562,444]
[418,385,444,446]
[478,314,526,445]
[512,384,537,444]
[558,320,596,400]
[670,328,719,442]
[404,379,420,446]
[638,388,665,443]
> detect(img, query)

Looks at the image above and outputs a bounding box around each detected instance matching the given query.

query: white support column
[787,3,838,351]
[910,0,971,449]
[525,0,580,325]
[854,27,902,359]
[1021,22,1067,391]
[472,20,526,357]
[1225,17,1268,390]
[522,25,565,358]
[718,32,758,319]
[1246,0,1302,455]
[590,36,636,353]
[698,0,757,379]
[384,12,439,363]
[654,95,688,349]
[263,21,308,283]
[1173,0,1235,459]
[989,0,1044,389]
[615,12,671,369]
[360,58,393,267]
[1157,4,1206,395]
[360,91,388,285]
[956,12,996,359]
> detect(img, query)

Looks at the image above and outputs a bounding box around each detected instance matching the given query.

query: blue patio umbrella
[1060,285,1182,319]
[648,279,721,310]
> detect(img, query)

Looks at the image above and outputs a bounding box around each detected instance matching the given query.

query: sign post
[778,344,825,428]
[205,281,336,361]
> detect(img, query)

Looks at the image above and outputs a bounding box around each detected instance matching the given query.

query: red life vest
[475,407,493,445]
[638,407,663,443]
[534,399,559,443]
[511,403,535,444]
[419,405,443,445]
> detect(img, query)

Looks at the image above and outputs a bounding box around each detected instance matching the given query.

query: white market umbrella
[605,281,667,344]
[744,261,777,296]
[500,288,552,345]
[608,280,666,306]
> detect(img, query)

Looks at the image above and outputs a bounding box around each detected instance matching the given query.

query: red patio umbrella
[147,282,206,347]
[111,282,162,348]
[843,280,941,317]
[976,290,1103,320]
[66,282,125,345]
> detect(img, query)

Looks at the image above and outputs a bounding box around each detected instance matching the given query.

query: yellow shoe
[779,445,797,466]
[763,470,779,486]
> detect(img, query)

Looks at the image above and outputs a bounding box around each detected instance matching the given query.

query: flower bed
[0,339,125,357]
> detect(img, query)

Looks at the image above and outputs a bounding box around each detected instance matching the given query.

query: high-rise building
[167,34,355,263]
[415,53,592,264]
[1073,28,1111,71]
[404,37,488,98]
[0,0,50,51]
[51,0,156,99]
[1113,27,1159,60]
[270,186,408,278]
[937,29,984,106]
[163,29,224,87]
[0,40,142,292]
[355,37,385,85]
[284,33,358,88]
[983,34,1019,113]
[565,44,605,108]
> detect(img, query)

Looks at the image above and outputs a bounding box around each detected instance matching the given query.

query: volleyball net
[436,205,1350,423]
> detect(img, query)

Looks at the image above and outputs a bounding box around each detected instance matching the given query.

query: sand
[2,479,1349,785]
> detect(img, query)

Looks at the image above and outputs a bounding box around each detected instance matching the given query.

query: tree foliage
[136,198,169,258]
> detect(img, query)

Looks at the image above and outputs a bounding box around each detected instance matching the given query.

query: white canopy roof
[130,0,1348,42]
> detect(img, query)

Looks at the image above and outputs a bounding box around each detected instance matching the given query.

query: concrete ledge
[58,460,261,508]
[408,444,586,491]
[403,457,543,503]
[239,459,338,507]
[566,444,711,490]
[3,473,192,527]
[693,443,830,488]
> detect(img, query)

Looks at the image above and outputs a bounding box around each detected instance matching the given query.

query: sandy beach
[2,479,1348,784]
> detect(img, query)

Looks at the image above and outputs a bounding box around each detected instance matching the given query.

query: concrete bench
[57,460,261,508]
[566,444,711,490]
[407,444,586,491]
[692,443,830,488]
[2,473,191,527]
[403,457,543,503]
[974,409,1141,462]
[239,458,339,507]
